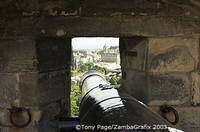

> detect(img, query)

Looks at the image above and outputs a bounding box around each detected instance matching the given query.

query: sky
[72,37,119,50]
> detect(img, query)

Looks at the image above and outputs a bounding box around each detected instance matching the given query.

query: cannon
[60,71,182,132]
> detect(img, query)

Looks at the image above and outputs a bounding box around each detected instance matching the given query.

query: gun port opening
[70,37,121,117]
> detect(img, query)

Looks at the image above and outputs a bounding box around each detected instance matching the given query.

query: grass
[71,71,84,77]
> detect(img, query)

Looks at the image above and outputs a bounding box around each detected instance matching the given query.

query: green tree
[79,63,88,72]
[87,62,94,70]
[106,76,122,88]
[79,62,106,74]
[109,77,118,85]
[70,85,81,116]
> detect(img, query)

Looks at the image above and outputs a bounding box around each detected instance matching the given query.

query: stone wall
[150,106,200,132]
[0,0,199,132]
[120,37,200,131]
[0,37,71,132]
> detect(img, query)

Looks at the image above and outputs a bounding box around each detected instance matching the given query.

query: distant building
[71,50,101,70]
[71,45,120,70]
[71,53,80,70]
[100,53,120,64]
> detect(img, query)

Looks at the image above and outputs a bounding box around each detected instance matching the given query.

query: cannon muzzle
[60,71,183,132]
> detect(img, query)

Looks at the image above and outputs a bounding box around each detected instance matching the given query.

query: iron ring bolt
[8,107,32,128]
[160,105,179,125]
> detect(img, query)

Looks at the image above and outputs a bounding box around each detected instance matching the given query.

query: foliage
[70,75,121,116]
[87,62,95,70]
[78,62,106,74]
[71,62,106,116]
[106,76,122,88]
[79,63,88,72]
[70,84,81,116]
[71,62,121,116]
[71,71,83,77]
[97,50,104,54]
[92,65,106,74]
[109,77,118,85]
[109,46,118,49]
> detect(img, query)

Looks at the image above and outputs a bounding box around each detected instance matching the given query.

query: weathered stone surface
[0,127,9,132]
[0,0,74,15]
[19,71,70,106]
[82,0,200,17]
[36,37,71,72]
[0,38,71,73]
[148,73,191,105]
[191,72,200,105]
[38,102,61,132]
[121,71,192,105]
[18,73,38,106]
[0,109,41,130]
[120,37,148,71]
[0,71,70,107]
[148,38,199,73]
[0,107,41,131]
[29,16,200,37]
[176,107,200,132]
[0,101,64,132]
[0,109,11,128]
[121,70,148,103]
[0,16,200,40]
[1,0,200,18]
[37,71,70,106]
[0,73,19,107]
[0,36,71,132]
[0,1,199,132]
[0,39,37,73]
[150,106,200,132]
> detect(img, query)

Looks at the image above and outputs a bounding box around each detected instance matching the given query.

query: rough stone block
[0,73,19,107]
[37,71,70,106]
[0,39,37,73]
[0,127,9,132]
[121,70,148,103]
[150,106,200,132]
[148,38,199,73]
[0,102,63,132]
[0,0,73,15]
[0,107,41,131]
[0,71,70,107]
[0,38,71,73]
[176,107,200,132]
[191,72,200,105]
[148,73,191,105]
[120,37,148,71]
[18,73,38,106]
[35,37,71,72]
[121,71,192,105]
[19,71,70,106]
[0,109,10,127]
[0,37,71,132]
[82,0,186,16]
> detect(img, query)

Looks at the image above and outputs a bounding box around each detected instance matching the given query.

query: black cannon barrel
[79,71,182,132]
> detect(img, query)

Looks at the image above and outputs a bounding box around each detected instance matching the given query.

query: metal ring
[160,105,179,125]
[8,107,32,128]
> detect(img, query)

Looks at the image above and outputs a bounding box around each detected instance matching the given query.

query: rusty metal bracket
[160,105,179,125]
[8,107,32,128]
